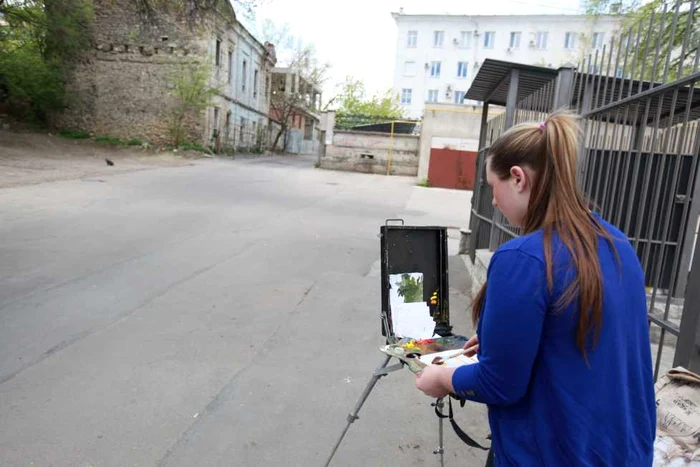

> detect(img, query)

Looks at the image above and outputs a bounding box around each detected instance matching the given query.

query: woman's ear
[510,166,528,193]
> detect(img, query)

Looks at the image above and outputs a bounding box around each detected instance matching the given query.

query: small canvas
[389,272,424,305]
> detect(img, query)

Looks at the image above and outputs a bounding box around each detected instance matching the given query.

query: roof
[570,73,700,127]
[466,59,700,126]
[464,59,558,106]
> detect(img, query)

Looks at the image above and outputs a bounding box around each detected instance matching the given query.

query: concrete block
[459,229,471,255]
[463,249,492,299]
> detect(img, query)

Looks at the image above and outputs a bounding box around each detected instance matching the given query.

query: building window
[459,31,472,48]
[564,32,577,50]
[228,51,233,84]
[535,31,548,49]
[457,61,468,78]
[252,121,257,141]
[239,117,245,143]
[429,61,441,78]
[215,39,221,67]
[404,61,416,77]
[213,107,219,129]
[427,89,438,103]
[241,60,247,92]
[592,32,605,49]
[401,88,412,105]
[509,32,521,49]
[407,30,417,48]
[253,69,259,98]
[454,91,466,104]
[433,30,444,47]
[484,31,495,49]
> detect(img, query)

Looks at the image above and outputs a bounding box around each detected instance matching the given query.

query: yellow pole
[387,121,395,176]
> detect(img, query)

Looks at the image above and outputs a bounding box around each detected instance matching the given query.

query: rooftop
[466,58,700,126]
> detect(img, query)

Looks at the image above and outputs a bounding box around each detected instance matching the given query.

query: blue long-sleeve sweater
[452,214,656,466]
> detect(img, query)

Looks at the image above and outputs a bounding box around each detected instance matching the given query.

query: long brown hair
[472,111,617,360]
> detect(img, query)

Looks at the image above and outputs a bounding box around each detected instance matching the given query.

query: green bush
[58,128,90,139]
[0,0,91,124]
[95,135,125,145]
[127,138,145,146]
[0,45,64,123]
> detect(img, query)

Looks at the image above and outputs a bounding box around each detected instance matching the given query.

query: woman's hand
[415,365,455,398]
[463,334,479,357]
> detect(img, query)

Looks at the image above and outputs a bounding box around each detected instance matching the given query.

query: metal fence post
[478,102,490,151]
[675,124,700,298]
[674,228,700,372]
[470,104,491,260]
[489,69,519,249]
[503,69,520,130]
[577,80,594,186]
[553,67,575,110]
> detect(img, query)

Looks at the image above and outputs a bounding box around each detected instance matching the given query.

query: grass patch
[417,179,430,187]
[314,162,320,168]
[95,135,126,146]
[58,129,90,139]
[127,138,145,146]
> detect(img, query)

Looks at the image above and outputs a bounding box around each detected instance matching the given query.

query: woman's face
[486,157,532,228]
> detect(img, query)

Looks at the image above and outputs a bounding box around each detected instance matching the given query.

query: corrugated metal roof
[571,74,700,127]
[465,59,558,106]
[467,59,700,126]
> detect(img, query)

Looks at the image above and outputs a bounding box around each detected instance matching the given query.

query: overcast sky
[244,0,585,100]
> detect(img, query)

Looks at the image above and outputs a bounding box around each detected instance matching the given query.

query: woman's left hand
[415,365,455,398]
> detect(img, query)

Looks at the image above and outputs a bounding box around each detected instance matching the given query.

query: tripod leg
[432,398,445,467]
[324,355,393,467]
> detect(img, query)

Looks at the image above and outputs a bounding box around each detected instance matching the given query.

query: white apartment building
[392,12,621,118]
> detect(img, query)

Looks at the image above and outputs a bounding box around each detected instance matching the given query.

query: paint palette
[380,335,470,373]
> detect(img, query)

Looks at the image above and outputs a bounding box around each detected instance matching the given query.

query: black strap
[434,397,490,451]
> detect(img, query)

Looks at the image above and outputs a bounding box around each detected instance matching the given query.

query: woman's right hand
[463,335,479,357]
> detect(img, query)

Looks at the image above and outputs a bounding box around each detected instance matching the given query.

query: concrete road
[0,155,488,466]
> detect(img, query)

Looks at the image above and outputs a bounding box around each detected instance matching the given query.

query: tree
[332,77,403,118]
[262,21,329,152]
[0,0,91,122]
[583,0,699,82]
[167,62,219,146]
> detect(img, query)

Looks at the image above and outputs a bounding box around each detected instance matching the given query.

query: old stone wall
[321,130,419,176]
[55,0,230,145]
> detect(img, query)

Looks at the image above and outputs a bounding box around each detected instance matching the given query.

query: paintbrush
[431,349,471,365]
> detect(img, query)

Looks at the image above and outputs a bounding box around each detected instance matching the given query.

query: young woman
[415,112,656,465]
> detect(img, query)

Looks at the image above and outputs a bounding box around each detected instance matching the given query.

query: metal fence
[469,0,700,379]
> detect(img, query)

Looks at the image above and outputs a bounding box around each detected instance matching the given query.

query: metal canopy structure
[467,59,700,127]
[465,59,558,107]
